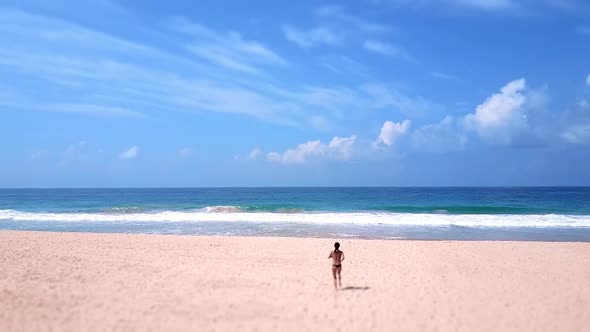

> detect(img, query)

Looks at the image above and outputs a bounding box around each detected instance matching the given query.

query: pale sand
[1,231,589,331]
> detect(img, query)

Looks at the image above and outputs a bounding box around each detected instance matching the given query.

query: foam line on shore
[1,209,590,228]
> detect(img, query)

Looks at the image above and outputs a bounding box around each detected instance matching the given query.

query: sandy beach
[1,231,589,331]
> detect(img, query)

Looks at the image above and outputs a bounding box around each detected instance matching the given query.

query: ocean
[1,187,589,241]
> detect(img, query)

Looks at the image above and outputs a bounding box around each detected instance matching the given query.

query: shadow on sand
[340,286,370,291]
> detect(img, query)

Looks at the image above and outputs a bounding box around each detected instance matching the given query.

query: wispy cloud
[46,103,146,118]
[0,9,291,122]
[358,84,434,116]
[363,40,417,63]
[59,141,89,166]
[118,146,139,160]
[171,18,287,74]
[317,55,369,77]
[375,0,590,15]
[544,0,590,14]
[261,82,436,120]
[375,0,518,11]
[411,116,467,153]
[187,45,261,74]
[560,96,590,144]
[282,25,342,49]
[314,6,390,33]
[431,71,459,81]
[64,141,86,158]
[453,0,517,10]
[283,6,397,53]
[586,73,590,86]
[561,123,590,144]
[0,8,431,130]
[28,149,49,160]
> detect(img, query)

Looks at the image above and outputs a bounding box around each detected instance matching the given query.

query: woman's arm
[340,252,345,261]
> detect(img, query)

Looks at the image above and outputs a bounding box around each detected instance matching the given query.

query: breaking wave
[200,205,304,213]
[1,209,590,228]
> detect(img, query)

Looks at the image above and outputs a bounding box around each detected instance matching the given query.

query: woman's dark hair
[334,242,340,252]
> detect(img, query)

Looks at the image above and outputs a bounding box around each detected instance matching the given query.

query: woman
[328,242,345,289]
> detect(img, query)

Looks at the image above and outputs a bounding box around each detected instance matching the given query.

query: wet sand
[0,231,589,331]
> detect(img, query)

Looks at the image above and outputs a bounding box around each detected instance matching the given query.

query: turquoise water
[1,187,589,241]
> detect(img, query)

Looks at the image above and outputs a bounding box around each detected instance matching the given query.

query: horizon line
[1,186,589,190]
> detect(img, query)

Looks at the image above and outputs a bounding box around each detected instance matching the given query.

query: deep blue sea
[1,187,589,241]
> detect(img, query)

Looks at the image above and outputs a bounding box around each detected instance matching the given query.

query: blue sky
[1,0,589,187]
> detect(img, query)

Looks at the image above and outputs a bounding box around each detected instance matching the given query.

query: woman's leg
[332,266,338,289]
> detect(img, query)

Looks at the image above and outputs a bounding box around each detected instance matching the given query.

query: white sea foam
[1,209,590,228]
[201,206,244,213]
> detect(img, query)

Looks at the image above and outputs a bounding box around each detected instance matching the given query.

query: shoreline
[2,224,590,242]
[1,230,589,331]
[3,228,590,243]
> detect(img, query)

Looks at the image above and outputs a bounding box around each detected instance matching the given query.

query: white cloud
[282,25,341,48]
[260,117,416,164]
[373,120,411,148]
[328,136,358,159]
[462,78,555,146]
[266,135,357,164]
[407,78,556,150]
[178,147,192,158]
[282,140,325,164]
[249,148,262,159]
[118,146,139,160]
[586,73,590,87]
[363,40,417,63]
[464,78,527,139]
